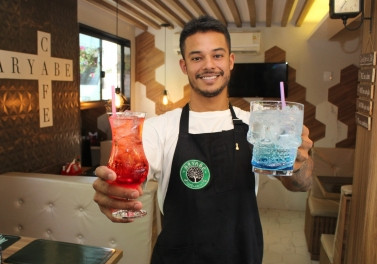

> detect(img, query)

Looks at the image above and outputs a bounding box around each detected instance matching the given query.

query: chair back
[333,185,352,264]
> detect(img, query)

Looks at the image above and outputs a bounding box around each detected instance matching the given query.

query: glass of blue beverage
[247,101,304,176]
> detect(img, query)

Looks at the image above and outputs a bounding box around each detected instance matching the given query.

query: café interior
[0,0,376,264]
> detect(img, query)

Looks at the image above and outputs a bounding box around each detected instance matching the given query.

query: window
[79,24,131,109]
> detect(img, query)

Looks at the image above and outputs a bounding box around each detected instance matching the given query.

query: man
[93,15,313,264]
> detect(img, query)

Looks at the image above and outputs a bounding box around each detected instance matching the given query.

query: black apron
[151,104,263,264]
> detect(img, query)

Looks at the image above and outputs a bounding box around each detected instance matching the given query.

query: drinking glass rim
[107,110,146,118]
[250,100,304,109]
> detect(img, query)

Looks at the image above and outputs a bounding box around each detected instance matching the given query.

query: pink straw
[280,81,286,108]
[111,85,116,115]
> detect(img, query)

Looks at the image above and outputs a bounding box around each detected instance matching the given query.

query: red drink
[108,158,148,189]
[107,111,149,219]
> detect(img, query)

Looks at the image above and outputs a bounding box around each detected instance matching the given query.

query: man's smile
[195,71,224,80]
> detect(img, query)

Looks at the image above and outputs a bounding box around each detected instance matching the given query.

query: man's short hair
[179,15,231,59]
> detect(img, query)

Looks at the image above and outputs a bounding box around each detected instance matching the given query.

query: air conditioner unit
[230,32,261,54]
[173,32,261,55]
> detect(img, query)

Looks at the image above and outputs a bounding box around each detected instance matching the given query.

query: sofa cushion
[0,172,161,264]
[308,195,339,217]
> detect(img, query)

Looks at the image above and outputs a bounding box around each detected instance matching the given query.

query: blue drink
[247,101,304,176]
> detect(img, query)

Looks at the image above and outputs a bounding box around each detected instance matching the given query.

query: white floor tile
[260,208,316,264]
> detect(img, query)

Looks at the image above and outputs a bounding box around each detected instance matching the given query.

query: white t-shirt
[142,106,259,213]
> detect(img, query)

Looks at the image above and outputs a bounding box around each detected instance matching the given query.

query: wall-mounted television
[228,62,288,98]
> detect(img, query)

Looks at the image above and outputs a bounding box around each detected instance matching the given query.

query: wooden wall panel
[346,0,377,263]
[136,31,165,113]
[328,65,358,148]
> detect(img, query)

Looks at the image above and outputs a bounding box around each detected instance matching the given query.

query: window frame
[79,24,131,110]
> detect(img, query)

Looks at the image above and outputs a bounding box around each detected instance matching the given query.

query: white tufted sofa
[0,172,161,264]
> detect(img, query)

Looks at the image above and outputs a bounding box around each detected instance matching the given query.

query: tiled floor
[259,208,319,264]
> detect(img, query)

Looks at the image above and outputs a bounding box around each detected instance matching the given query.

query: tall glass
[247,101,304,176]
[107,111,149,219]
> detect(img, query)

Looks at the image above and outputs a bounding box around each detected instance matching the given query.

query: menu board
[356,52,376,130]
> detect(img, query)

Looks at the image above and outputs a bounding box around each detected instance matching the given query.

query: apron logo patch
[180,159,210,190]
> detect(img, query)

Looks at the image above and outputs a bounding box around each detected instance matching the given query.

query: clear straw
[111,85,116,115]
[280,81,286,108]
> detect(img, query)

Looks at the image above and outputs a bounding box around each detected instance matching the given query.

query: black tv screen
[228,62,288,98]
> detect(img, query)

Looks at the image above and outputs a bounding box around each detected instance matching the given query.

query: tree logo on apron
[180,159,210,190]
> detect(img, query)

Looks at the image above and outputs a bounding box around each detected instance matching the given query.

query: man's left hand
[279,125,314,192]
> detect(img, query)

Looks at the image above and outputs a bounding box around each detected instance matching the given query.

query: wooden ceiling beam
[187,0,207,16]
[84,0,320,31]
[226,0,242,27]
[247,0,256,27]
[127,0,174,29]
[164,0,195,21]
[86,0,148,31]
[204,0,228,26]
[281,0,295,27]
[147,0,186,28]
[295,0,315,26]
[266,0,273,27]
[116,0,161,30]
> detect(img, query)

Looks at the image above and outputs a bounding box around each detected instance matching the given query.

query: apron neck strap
[180,103,190,133]
[229,103,244,126]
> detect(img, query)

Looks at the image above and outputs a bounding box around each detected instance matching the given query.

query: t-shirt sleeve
[143,118,163,181]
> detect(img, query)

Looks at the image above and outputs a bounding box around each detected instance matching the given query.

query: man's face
[179,31,235,98]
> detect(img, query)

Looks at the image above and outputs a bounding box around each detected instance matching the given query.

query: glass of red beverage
[107,111,149,219]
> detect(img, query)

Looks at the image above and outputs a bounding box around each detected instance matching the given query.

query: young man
[93,15,313,263]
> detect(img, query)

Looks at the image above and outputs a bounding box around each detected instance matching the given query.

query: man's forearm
[278,157,313,192]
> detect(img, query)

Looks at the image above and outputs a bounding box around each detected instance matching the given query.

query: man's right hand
[92,166,144,223]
